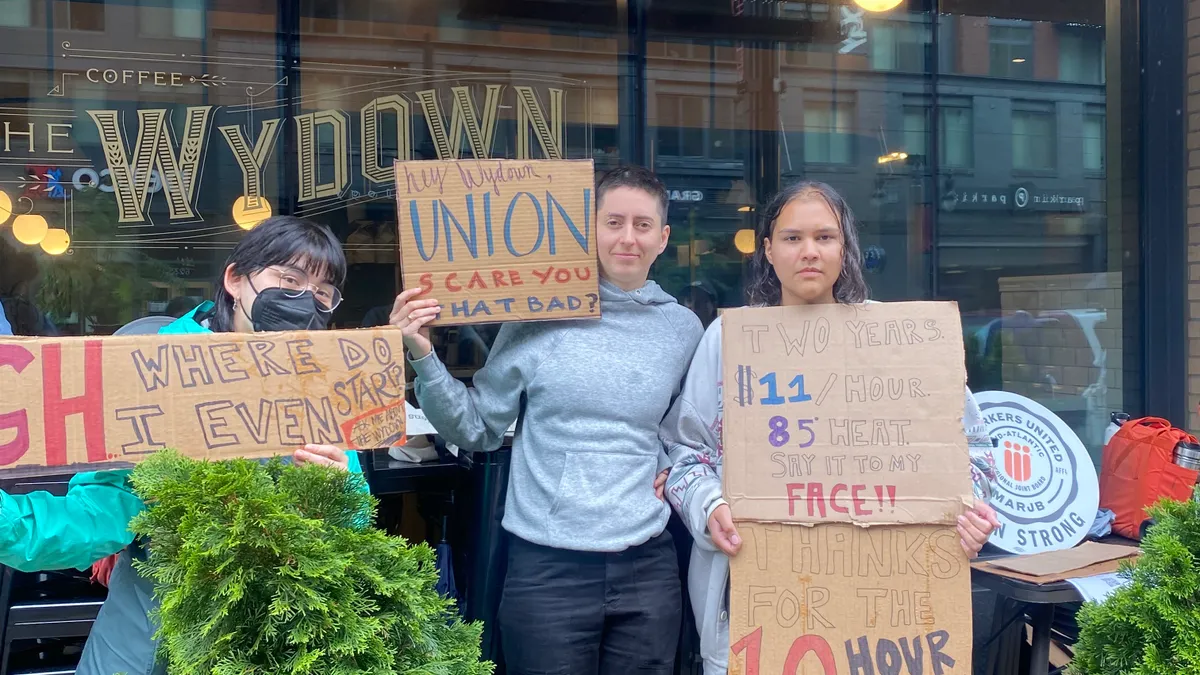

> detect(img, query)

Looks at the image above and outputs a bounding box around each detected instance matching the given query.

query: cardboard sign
[0,329,408,478]
[729,522,972,675]
[975,391,1099,554]
[394,158,600,325]
[721,302,974,525]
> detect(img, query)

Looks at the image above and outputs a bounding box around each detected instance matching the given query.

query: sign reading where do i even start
[0,329,408,478]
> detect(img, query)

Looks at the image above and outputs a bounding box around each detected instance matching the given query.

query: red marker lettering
[786,483,804,517]
[782,635,836,675]
[730,627,763,675]
[43,341,107,466]
[807,482,826,518]
[829,483,849,514]
[0,345,35,465]
[852,484,871,516]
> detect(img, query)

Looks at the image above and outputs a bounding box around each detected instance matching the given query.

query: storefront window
[1013,107,1058,170]
[0,0,1138,463]
[0,0,33,28]
[988,22,1034,79]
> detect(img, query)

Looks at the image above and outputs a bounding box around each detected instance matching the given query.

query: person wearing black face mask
[0,215,365,675]
[173,219,346,334]
[238,266,341,332]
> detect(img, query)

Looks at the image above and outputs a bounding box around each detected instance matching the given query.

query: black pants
[498,531,682,675]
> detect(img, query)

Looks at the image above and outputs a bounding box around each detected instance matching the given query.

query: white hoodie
[659,312,999,675]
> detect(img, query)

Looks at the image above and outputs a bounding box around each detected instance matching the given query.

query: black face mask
[247,287,329,332]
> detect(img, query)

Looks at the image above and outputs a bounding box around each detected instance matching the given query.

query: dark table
[970,538,1138,675]
[971,569,1082,675]
[361,448,462,496]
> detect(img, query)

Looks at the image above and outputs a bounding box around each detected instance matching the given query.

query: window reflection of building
[0,0,1144,460]
[1013,106,1058,171]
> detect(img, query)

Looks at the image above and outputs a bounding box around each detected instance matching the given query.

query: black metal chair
[0,476,105,675]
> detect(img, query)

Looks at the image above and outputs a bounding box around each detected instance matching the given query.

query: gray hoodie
[410,279,704,552]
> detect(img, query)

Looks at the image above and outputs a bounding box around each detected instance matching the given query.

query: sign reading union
[0,65,578,228]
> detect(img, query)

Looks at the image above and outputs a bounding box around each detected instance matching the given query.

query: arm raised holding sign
[393,286,531,455]
[395,165,704,675]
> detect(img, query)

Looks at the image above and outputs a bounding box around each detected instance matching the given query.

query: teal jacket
[0,304,370,675]
[0,303,366,572]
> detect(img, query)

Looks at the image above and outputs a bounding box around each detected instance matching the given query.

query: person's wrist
[406,342,431,361]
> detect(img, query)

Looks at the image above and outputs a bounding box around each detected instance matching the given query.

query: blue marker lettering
[546,188,591,254]
[440,198,479,262]
[410,199,441,262]
[505,192,545,257]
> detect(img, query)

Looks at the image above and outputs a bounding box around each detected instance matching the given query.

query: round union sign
[975,391,1099,554]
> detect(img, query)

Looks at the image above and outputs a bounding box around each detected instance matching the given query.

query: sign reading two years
[0,330,408,478]
[721,302,977,675]
[720,302,973,525]
[394,158,600,326]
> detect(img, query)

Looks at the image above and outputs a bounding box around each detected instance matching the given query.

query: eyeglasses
[264,266,343,311]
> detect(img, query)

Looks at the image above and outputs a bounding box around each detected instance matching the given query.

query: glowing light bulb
[0,190,11,225]
[734,229,757,255]
[40,228,70,255]
[855,0,904,11]
[233,195,272,230]
[13,214,48,246]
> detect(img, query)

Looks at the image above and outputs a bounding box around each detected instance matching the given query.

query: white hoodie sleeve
[964,385,999,503]
[660,319,726,551]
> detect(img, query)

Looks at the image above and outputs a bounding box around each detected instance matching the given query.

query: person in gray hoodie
[390,166,704,675]
[658,181,1001,675]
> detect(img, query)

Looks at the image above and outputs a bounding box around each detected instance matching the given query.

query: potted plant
[1071,490,1200,674]
[129,450,493,674]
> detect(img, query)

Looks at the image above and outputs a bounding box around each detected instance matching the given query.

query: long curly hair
[744,180,869,307]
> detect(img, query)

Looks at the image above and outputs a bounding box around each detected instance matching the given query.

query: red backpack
[1099,417,1199,539]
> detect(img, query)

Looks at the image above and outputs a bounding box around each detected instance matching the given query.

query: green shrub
[129,450,493,675]
[1072,489,1200,675]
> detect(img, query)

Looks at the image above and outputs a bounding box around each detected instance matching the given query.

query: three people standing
[0,167,997,675]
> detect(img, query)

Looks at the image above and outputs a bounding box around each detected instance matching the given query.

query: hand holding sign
[708,503,743,557]
[293,444,351,472]
[390,288,441,360]
[958,500,1000,558]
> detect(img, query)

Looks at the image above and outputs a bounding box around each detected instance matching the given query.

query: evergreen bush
[128,450,493,675]
[1071,489,1200,675]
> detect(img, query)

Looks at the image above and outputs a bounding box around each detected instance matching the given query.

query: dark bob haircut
[209,215,345,332]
